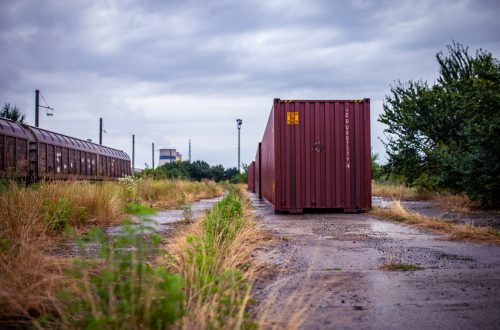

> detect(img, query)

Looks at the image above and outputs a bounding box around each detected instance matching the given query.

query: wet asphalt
[249,194,500,330]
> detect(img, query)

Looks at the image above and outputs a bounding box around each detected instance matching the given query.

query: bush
[379,41,500,206]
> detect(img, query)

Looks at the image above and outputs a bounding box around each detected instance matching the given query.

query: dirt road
[249,194,500,330]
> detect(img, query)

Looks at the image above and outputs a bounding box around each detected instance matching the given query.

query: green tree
[371,152,383,180]
[223,167,239,182]
[379,41,500,206]
[209,164,225,182]
[1,103,26,123]
[186,160,211,181]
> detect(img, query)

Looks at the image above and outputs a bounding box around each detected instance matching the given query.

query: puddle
[52,196,222,257]
[372,196,435,209]
[372,196,500,230]
[105,196,222,235]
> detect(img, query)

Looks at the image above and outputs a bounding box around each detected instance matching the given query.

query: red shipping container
[254,142,262,199]
[259,98,371,213]
[247,161,255,192]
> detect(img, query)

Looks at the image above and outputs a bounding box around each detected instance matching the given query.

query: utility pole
[99,118,103,145]
[236,119,242,172]
[152,142,155,170]
[34,89,53,127]
[189,139,191,162]
[35,90,40,127]
[132,134,135,174]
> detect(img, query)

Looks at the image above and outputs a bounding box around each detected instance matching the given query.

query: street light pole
[236,118,242,172]
[152,142,155,170]
[132,134,135,174]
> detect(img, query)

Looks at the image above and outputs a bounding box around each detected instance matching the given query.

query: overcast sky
[1,0,499,169]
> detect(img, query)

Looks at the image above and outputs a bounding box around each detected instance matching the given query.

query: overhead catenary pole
[152,142,155,170]
[236,119,242,172]
[132,134,135,174]
[35,90,40,127]
[99,118,103,145]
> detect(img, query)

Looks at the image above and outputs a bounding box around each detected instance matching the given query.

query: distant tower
[189,139,191,162]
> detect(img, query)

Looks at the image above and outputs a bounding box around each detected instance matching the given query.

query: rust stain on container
[257,98,371,213]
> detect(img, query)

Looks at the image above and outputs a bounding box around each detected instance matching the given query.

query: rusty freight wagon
[0,117,131,181]
[257,98,371,213]
[247,161,255,192]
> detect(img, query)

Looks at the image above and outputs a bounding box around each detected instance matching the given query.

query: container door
[280,101,343,210]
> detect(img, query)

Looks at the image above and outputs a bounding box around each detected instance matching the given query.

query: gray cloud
[1,0,499,168]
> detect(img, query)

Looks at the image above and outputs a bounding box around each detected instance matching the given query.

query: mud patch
[312,221,374,241]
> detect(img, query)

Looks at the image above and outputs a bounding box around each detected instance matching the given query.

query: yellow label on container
[286,112,299,125]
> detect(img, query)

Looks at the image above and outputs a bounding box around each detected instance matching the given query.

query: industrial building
[158,148,182,166]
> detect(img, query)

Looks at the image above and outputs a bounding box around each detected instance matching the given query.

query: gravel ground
[250,193,500,330]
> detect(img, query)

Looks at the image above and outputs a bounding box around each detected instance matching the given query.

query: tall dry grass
[0,181,124,324]
[370,201,500,245]
[372,181,473,212]
[372,182,428,200]
[164,187,267,329]
[137,179,223,208]
[0,178,223,326]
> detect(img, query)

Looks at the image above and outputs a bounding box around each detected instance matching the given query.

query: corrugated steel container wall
[255,142,263,199]
[260,98,371,213]
[247,161,255,192]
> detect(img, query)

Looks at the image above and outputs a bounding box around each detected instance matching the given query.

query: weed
[125,202,156,215]
[182,204,193,222]
[39,220,185,329]
[43,198,72,231]
[165,187,264,329]
[118,175,140,202]
[42,198,70,230]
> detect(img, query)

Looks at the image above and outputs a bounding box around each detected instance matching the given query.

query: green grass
[185,190,249,326]
[125,202,156,215]
[167,187,259,329]
[382,262,423,271]
[38,220,184,329]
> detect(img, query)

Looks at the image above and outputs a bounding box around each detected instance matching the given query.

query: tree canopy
[379,41,500,206]
[139,160,247,183]
[1,103,26,123]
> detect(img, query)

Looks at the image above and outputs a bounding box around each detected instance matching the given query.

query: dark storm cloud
[1,0,499,167]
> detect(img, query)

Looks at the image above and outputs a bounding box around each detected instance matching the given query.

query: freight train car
[255,98,371,213]
[0,117,131,181]
[0,118,32,179]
